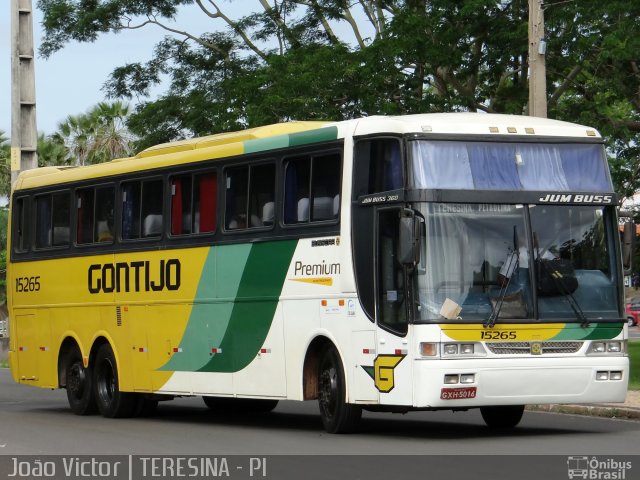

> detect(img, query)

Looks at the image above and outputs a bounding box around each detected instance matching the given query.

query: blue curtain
[467,144,522,190]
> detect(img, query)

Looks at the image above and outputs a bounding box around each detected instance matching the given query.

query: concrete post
[11,0,38,188]
[528,0,547,118]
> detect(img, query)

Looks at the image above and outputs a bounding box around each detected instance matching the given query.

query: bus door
[375,208,415,405]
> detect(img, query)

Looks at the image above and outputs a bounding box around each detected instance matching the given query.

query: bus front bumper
[412,356,629,408]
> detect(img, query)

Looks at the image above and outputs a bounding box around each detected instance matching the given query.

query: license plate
[440,387,477,400]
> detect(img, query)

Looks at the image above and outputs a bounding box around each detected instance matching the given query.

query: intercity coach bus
[7,113,632,433]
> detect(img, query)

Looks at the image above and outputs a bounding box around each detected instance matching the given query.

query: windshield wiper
[536,257,590,327]
[486,226,520,328]
[485,250,519,328]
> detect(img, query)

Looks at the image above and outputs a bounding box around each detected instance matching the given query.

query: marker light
[420,343,438,357]
[444,374,459,385]
[460,374,475,384]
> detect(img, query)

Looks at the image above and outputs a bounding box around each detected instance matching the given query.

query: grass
[629,341,640,390]
[0,360,8,368]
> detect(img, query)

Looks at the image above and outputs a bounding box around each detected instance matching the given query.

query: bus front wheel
[64,348,97,415]
[480,405,525,428]
[317,344,362,433]
[93,344,137,418]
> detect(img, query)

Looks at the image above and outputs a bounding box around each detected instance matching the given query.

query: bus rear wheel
[64,348,97,415]
[480,405,525,428]
[93,344,137,418]
[317,344,362,433]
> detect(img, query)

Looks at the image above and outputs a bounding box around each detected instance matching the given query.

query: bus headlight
[443,344,458,355]
[607,342,622,353]
[587,340,626,355]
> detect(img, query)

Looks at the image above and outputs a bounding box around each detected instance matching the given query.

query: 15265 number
[480,330,517,340]
[15,276,41,292]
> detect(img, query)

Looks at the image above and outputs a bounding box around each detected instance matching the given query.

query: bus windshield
[410,140,611,192]
[415,203,619,323]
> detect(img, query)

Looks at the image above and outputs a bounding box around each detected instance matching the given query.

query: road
[1,369,639,456]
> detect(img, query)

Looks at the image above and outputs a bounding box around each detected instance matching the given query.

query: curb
[527,404,640,420]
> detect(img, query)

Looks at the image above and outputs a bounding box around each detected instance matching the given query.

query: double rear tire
[64,348,97,416]
[65,343,156,418]
[93,343,138,418]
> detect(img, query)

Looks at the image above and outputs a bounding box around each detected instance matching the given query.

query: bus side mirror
[398,209,421,265]
[622,220,635,275]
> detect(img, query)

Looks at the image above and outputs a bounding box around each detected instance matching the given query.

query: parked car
[626,301,640,327]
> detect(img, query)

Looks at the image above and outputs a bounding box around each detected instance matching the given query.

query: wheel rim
[319,356,338,421]
[97,357,115,405]
[68,362,86,399]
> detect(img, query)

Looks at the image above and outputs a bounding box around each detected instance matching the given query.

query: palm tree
[38,133,69,167]
[56,101,134,166]
[90,101,133,162]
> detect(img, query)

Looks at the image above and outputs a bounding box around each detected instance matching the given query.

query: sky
[0,3,217,137]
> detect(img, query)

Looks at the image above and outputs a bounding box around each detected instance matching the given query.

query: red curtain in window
[171,179,183,235]
[199,174,217,232]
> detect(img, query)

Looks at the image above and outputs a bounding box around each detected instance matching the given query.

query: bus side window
[122,179,163,239]
[225,166,249,230]
[225,164,274,231]
[95,187,115,242]
[248,164,275,228]
[171,171,217,235]
[35,192,70,249]
[76,189,95,244]
[284,152,341,224]
[13,197,28,252]
[77,186,114,244]
[354,139,403,198]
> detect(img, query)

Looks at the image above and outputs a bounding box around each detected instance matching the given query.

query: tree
[0,131,10,199]
[37,1,640,196]
[37,132,69,167]
[54,101,133,165]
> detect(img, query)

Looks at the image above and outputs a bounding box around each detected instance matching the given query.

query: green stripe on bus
[159,240,297,373]
[244,135,290,154]
[288,126,338,147]
[159,244,252,372]
[550,323,623,341]
[197,239,297,373]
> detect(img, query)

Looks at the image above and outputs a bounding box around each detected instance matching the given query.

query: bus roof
[13,113,601,191]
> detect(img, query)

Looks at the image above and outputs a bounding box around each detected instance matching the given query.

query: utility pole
[11,0,38,188]
[528,0,547,118]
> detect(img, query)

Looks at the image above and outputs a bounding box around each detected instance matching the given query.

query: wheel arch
[57,336,82,388]
[302,335,349,401]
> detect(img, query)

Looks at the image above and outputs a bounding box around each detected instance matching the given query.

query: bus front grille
[486,341,583,355]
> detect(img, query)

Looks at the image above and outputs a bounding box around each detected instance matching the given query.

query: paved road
[1,369,639,457]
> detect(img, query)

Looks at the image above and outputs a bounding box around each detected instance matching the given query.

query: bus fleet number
[15,276,41,293]
[480,330,516,340]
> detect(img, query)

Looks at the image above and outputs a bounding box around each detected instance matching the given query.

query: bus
[7,113,632,433]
